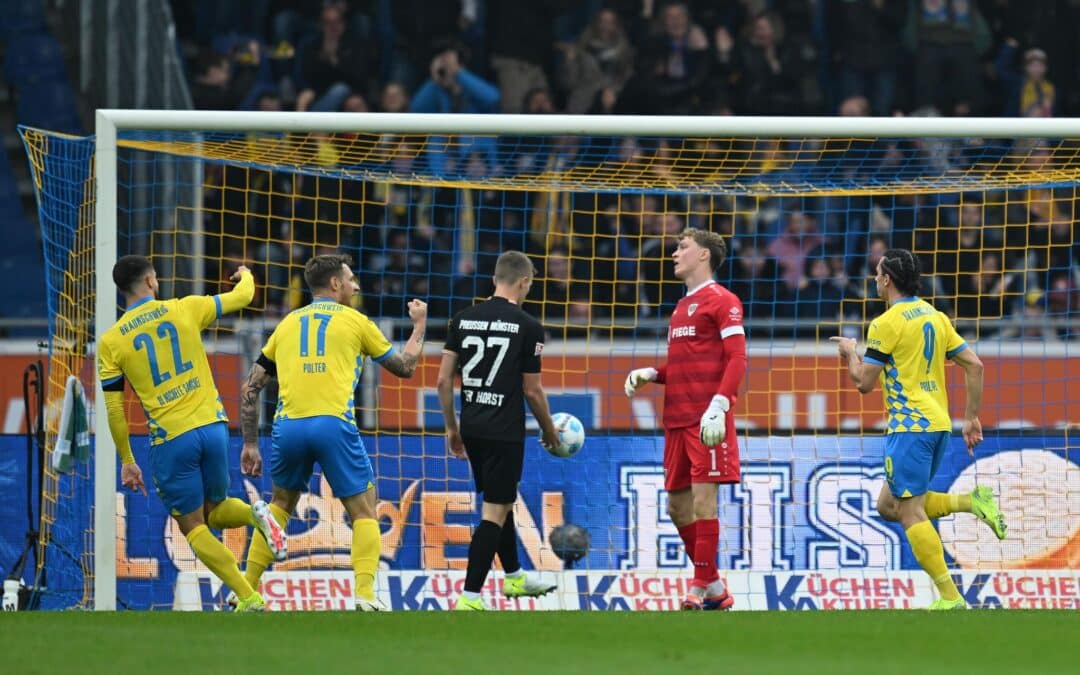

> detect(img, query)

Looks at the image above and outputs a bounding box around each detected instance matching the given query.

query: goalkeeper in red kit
[624,228,747,610]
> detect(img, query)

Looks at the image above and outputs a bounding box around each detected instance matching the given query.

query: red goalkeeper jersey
[656,280,746,429]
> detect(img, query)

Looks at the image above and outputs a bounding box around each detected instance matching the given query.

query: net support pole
[93,111,119,611]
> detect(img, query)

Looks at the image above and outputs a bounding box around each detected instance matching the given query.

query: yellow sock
[186,524,255,601]
[924,492,972,520]
[244,503,290,589]
[207,498,255,530]
[906,520,959,601]
[351,518,380,600]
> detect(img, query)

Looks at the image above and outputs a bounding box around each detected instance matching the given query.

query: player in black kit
[436,250,561,611]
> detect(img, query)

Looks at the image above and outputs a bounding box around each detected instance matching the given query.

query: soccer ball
[544,412,585,458]
[549,523,590,565]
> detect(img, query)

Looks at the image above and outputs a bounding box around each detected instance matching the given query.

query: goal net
[20,113,1079,611]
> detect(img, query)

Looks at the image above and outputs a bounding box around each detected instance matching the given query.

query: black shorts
[461,434,524,505]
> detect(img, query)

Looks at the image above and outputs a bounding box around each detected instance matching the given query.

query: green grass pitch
[2,610,1074,674]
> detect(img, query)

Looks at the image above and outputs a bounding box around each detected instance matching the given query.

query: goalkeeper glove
[624,367,658,397]
[699,394,730,446]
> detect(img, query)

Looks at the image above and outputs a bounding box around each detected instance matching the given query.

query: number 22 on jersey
[133,321,192,386]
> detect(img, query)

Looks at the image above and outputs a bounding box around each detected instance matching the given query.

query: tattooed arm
[379,299,427,379]
[240,357,275,476]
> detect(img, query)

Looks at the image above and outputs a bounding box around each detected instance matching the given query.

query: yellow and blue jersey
[261,298,393,425]
[863,297,967,433]
[98,294,231,444]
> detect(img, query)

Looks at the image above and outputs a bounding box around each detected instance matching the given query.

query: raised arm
[216,266,256,315]
[379,299,427,378]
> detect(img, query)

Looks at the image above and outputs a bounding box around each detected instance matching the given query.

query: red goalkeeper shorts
[663,424,741,491]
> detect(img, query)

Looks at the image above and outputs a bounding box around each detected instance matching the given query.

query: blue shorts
[884,431,950,498]
[148,421,230,517]
[271,416,374,499]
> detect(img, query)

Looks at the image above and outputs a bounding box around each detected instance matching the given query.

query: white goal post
[91,110,1080,610]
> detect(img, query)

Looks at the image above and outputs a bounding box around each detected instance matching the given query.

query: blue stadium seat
[3,33,67,87]
[0,0,47,41]
[0,180,19,214]
[15,79,82,133]
[0,144,21,221]
[0,204,45,318]
[0,140,14,181]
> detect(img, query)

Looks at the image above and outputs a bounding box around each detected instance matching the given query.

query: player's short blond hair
[493,250,536,285]
[679,228,728,273]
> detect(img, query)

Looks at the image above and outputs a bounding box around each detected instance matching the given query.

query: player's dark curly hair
[880,248,921,297]
[304,254,353,291]
[680,228,728,273]
[112,255,154,294]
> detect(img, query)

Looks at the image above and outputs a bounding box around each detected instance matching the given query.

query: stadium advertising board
[0,351,1074,434]
[3,435,1073,610]
[171,569,1080,611]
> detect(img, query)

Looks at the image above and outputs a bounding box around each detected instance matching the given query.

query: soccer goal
[19,112,1079,611]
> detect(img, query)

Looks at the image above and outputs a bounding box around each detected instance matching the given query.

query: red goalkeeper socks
[677,521,698,563]
[692,518,720,586]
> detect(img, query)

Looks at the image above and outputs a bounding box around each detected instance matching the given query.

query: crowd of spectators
[173,0,1080,118]
[177,0,1080,341]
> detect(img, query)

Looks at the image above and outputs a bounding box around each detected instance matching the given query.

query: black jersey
[443,296,545,442]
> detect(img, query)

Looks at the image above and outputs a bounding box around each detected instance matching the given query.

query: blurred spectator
[256,90,284,111]
[1023,196,1075,293]
[994,39,1057,117]
[842,234,889,320]
[935,200,986,297]
[375,0,464,88]
[191,50,241,109]
[410,46,500,175]
[827,0,905,116]
[728,242,783,321]
[343,93,370,112]
[1046,276,1080,339]
[524,87,557,115]
[767,210,825,289]
[558,7,635,114]
[564,293,594,338]
[732,11,803,114]
[295,4,373,112]
[638,212,686,314]
[487,1,571,113]
[410,46,500,115]
[838,94,872,117]
[630,2,711,114]
[379,81,411,112]
[955,252,1019,336]
[903,0,992,115]
[531,248,589,324]
[789,254,844,331]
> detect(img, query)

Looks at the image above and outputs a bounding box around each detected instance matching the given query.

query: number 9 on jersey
[543,412,586,458]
